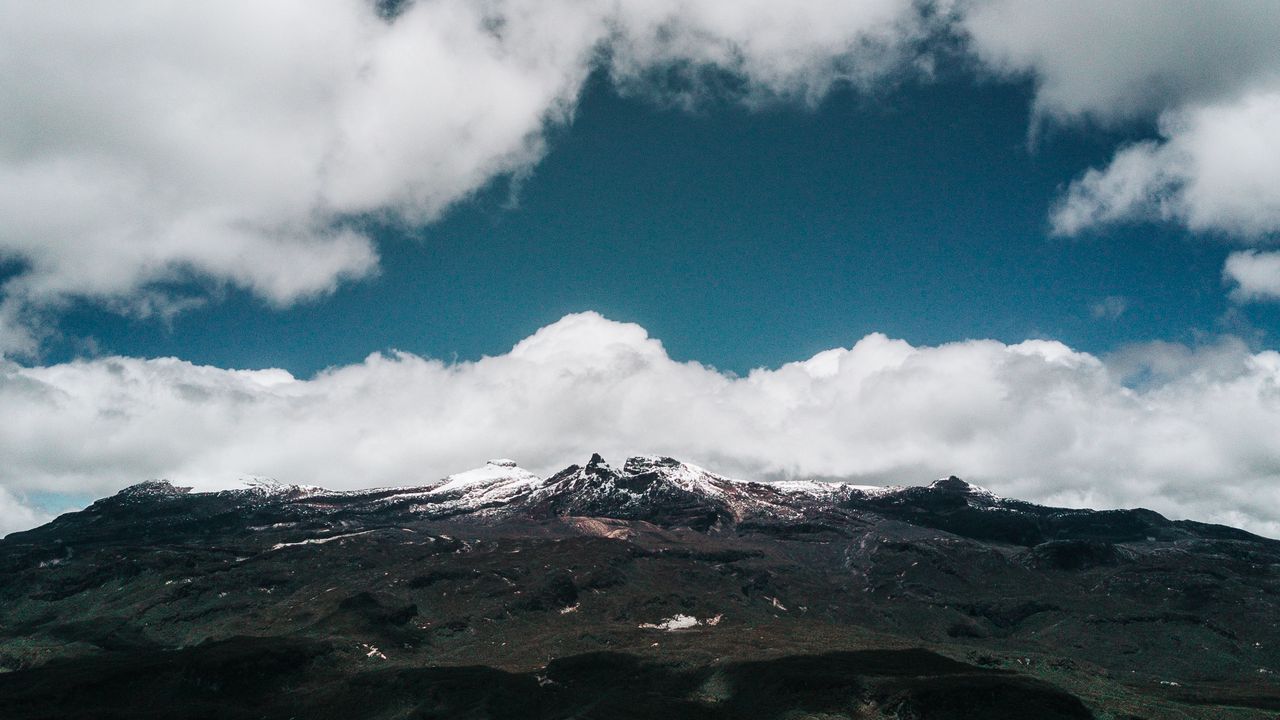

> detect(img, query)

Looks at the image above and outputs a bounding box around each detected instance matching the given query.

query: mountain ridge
[2,454,1278,718]
[12,453,1267,549]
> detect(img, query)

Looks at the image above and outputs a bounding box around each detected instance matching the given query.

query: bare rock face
[2,454,1278,719]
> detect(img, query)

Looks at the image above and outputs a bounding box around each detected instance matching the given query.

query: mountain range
[2,455,1277,718]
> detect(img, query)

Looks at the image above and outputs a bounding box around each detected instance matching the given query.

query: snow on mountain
[522,454,879,526]
[431,459,538,492]
[46,454,1252,562]
[297,459,545,517]
[409,459,543,515]
[229,479,329,501]
[525,453,735,526]
[769,479,895,499]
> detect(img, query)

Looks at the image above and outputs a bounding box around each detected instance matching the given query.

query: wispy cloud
[1089,296,1128,320]
[4,312,1280,536]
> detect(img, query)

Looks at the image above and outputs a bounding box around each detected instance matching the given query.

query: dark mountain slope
[1,455,1277,718]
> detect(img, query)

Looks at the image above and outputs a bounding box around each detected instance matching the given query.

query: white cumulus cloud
[1050,92,1280,239]
[962,0,1280,124]
[7,1,1280,347]
[0,0,928,354]
[3,312,1280,537]
[1225,250,1280,302]
[963,0,1280,285]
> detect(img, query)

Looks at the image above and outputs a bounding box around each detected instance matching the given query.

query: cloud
[963,1,1280,243]
[3,312,1280,536]
[1089,296,1128,320]
[0,487,49,538]
[961,0,1280,125]
[1225,250,1280,302]
[6,1,1280,349]
[0,0,929,352]
[1049,92,1280,238]
[606,0,930,106]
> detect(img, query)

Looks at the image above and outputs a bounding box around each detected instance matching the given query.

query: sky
[2,1,1280,536]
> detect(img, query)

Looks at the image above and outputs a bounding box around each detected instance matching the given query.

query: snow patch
[639,614,721,631]
[232,478,326,497]
[268,529,377,551]
[772,480,893,497]
[361,643,386,660]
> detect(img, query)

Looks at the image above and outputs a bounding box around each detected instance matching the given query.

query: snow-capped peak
[928,475,1001,502]
[526,454,867,526]
[333,460,545,517]
[431,460,540,494]
[621,456,733,496]
[234,478,327,498]
[524,454,737,528]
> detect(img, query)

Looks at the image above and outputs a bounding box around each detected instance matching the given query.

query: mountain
[1,455,1278,719]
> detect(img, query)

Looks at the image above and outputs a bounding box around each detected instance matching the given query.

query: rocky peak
[924,476,1003,507]
[544,454,611,483]
[621,455,682,474]
[581,453,616,478]
[525,454,731,530]
[929,476,973,493]
[113,480,193,500]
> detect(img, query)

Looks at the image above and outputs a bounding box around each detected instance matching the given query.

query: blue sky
[42,72,1271,376]
[3,1,1280,537]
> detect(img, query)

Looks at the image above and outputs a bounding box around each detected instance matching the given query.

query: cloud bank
[4,312,1280,537]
